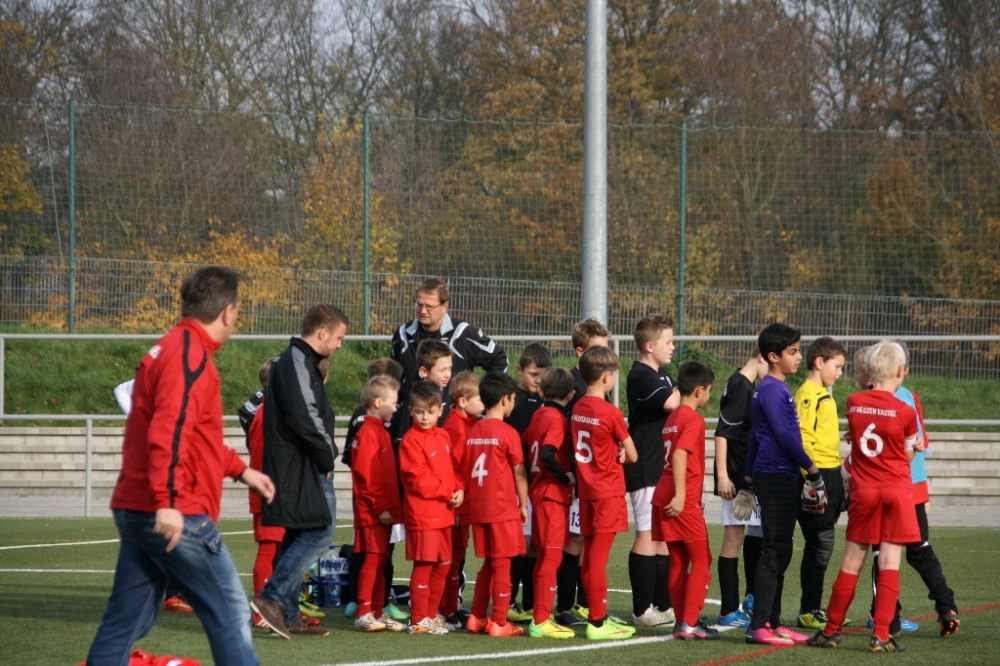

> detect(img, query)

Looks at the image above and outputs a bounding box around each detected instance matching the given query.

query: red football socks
[489,557,513,623]
[668,540,712,626]
[427,561,451,620]
[582,533,615,622]
[533,547,562,623]
[252,540,279,597]
[357,552,386,617]
[409,562,434,622]
[873,569,900,641]
[825,570,859,635]
[439,548,466,617]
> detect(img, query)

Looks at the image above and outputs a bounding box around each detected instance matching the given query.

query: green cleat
[586,617,636,641]
[529,618,575,639]
[383,603,410,621]
[506,603,534,623]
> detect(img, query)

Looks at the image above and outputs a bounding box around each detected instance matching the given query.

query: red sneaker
[488,620,525,637]
[163,596,194,613]
[466,614,489,633]
[127,650,158,665]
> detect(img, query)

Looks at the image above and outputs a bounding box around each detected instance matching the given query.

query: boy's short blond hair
[572,317,610,350]
[633,313,674,350]
[864,341,906,383]
[579,345,620,385]
[449,371,480,402]
[853,345,872,369]
[318,358,330,382]
[361,375,400,409]
[416,339,452,371]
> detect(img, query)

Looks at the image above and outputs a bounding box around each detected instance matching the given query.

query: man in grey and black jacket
[390,278,508,439]
[251,304,348,639]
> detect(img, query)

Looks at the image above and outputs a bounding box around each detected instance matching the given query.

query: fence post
[677,121,687,359]
[363,113,371,335]
[612,337,621,408]
[85,418,93,518]
[0,337,4,420]
[68,99,76,333]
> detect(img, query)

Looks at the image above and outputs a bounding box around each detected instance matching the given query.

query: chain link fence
[2,102,1000,375]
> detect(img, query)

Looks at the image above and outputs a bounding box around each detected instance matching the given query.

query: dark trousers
[797,467,844,613]
[871,502,957,623]
[750,472,800,630]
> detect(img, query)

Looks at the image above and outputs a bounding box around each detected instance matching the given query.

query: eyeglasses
[415,302,444,312]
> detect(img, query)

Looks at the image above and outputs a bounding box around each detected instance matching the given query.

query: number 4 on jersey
[472,452,489,486]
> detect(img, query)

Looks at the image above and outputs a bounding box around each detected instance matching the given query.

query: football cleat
[868,635,906,653]
[633,604,675,628]
[529,618,575,639]
[556,604,590,627]
[806,630,842,648]
[488,620,526,636]
[383,603,410,621]
[939,610,961,637]
[408,617,447,635]
[745,624,795,646]
[506,603,534,623]
[354,612,387,632]
[742,594,754,616]
[297,593,326,618]
[344,601,359,618]
[673,620,720,640]
[466,614,489,633]
[162,596,193,613]
[718,609,752,628]
[586,617,636,641]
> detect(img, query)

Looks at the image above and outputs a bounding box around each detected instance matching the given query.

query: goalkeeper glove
[731,481,758,521]
[802,472,827,514]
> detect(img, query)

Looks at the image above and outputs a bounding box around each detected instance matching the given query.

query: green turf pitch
[1,519,998,665]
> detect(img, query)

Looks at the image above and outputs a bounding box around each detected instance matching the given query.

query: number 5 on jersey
[575,430,593,464]
[471,452,489,486]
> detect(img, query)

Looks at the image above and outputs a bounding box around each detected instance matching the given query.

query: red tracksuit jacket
[398,424,457,531]
[111,319,246,522]
[351,416,403,527]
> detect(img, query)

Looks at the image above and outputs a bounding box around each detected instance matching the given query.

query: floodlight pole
[581,0,608,325]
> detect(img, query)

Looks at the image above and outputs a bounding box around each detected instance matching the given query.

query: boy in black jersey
[625,314,680,628]
[505,342,553,621]
[713,347,768,627]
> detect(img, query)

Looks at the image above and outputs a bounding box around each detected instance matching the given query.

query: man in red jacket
[86,266,275,666]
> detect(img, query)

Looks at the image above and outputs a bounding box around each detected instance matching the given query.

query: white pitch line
[0,530,254,551]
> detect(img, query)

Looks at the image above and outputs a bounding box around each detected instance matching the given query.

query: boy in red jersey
[398,380,464,635]
[463,372,530,637]
[807,341,924,653]
[439,371,483,628]
[351,376,405,632]
[571,345,639,640]
[524,367,577,639]
[505,343,553,622]
[651,361,718,640]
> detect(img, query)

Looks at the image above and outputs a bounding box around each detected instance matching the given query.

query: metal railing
[4,332,1000,419]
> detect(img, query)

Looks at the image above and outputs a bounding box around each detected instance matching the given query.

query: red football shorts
[846,485,921,545]
[472,519,526,558]
[354,523,391,555]
[531,498,569,548]
[452,522,470,550]
[405,526,453,562]
[578,496,629,536]
[650,504,708,543]
[253,513,284,543]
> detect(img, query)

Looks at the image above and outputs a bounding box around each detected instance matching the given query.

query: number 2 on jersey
[575,430,593,464]
[471,452,488,486]
[530,440,541,474]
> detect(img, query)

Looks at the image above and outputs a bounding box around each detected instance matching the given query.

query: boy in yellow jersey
[795,336,848,631]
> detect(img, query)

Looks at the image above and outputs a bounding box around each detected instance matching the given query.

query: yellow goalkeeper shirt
[794,378,842,470]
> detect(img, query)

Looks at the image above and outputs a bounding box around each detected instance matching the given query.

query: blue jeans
[260,474,337,625]
[87,510,258,666]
